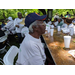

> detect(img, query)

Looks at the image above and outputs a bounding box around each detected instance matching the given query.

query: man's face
[54,19,56,22]
[37,21,46,34]
[18,13,22,19]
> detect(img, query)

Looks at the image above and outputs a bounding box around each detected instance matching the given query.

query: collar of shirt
[16,18,23,23]
[27,33,41,43]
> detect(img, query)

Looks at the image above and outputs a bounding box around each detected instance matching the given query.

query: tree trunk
[38,9,53,20]
[47,9,53,19]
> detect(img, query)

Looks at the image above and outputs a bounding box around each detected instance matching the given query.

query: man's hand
[16,25,19,28]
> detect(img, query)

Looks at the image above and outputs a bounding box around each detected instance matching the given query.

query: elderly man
[14,12,24,44]
[16,13,47,65]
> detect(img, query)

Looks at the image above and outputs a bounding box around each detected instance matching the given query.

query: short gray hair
[29,21,38,33]
[29,20,44,33]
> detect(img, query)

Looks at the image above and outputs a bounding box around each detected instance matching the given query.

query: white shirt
[21,26,29,37]
[54,21,58,26]
[16,34,46,65]
[21,26,29,34]
[50,25,54,29]
[46,24,51,33]
[48,21,52,25]
[2,20,16,34]
[62,23,68,28]
[54,15,59,19]
[68,23,75,34]
[4,20,15,31]
[14,18,24,33]
[68,23,74,28]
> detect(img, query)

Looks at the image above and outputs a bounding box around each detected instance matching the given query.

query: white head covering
[8,17,13,21]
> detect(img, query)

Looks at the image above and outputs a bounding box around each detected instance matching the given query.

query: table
[43,28,75,65]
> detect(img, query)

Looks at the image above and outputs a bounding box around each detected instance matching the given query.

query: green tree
[53,9,75,17]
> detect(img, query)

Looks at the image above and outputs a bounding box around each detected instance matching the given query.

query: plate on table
[68,50,75,58]
[62,29,69,34]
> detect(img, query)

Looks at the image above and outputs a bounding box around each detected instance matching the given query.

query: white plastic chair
[0,46,7,54]
[3,46,19,65]
[0,35,7,53]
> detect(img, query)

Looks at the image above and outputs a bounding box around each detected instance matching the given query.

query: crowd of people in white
[0,12,75,65]
[1,12,75,43]
[45,14,75,35]
[1,12,29,44]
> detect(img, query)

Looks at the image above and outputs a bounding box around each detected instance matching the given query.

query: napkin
[68,50,75,58]
[62,28,69,33]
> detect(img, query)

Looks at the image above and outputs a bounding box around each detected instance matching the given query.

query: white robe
[2,20,16,35]
[14,18,24,33]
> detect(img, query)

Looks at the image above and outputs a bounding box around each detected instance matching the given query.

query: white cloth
[14,18,24,33]
[62,23,68,28]
[68,23,74,28]
[48,21,52,25]
[16,34,46,65]
[8,17,13,21]
[5,20,15,30]
[46,24,51,33]
[21,26,29,37]
[4,20,16,34]
[69,23,75,34]
[54,21,58,26]
[50,25,54,29]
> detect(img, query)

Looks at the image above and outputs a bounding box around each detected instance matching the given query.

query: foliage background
[0,9,75,24]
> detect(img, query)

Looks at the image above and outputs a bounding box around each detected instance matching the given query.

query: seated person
[14,12,24,44]
[16,13,47,65]
[1,21,6,28]
[1,20,6,28]
[62,19,68,28]
[68,19,75,34]
[47,18,52,25]
[45,19,51,33]
[45,19,50,25]
[2,17,16,35]
[50,22,54,28]
[53,18,58,27]
[57,18,64,28]
[65,12,71,18]
[60,14,63,18]
[68,19,75,28]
